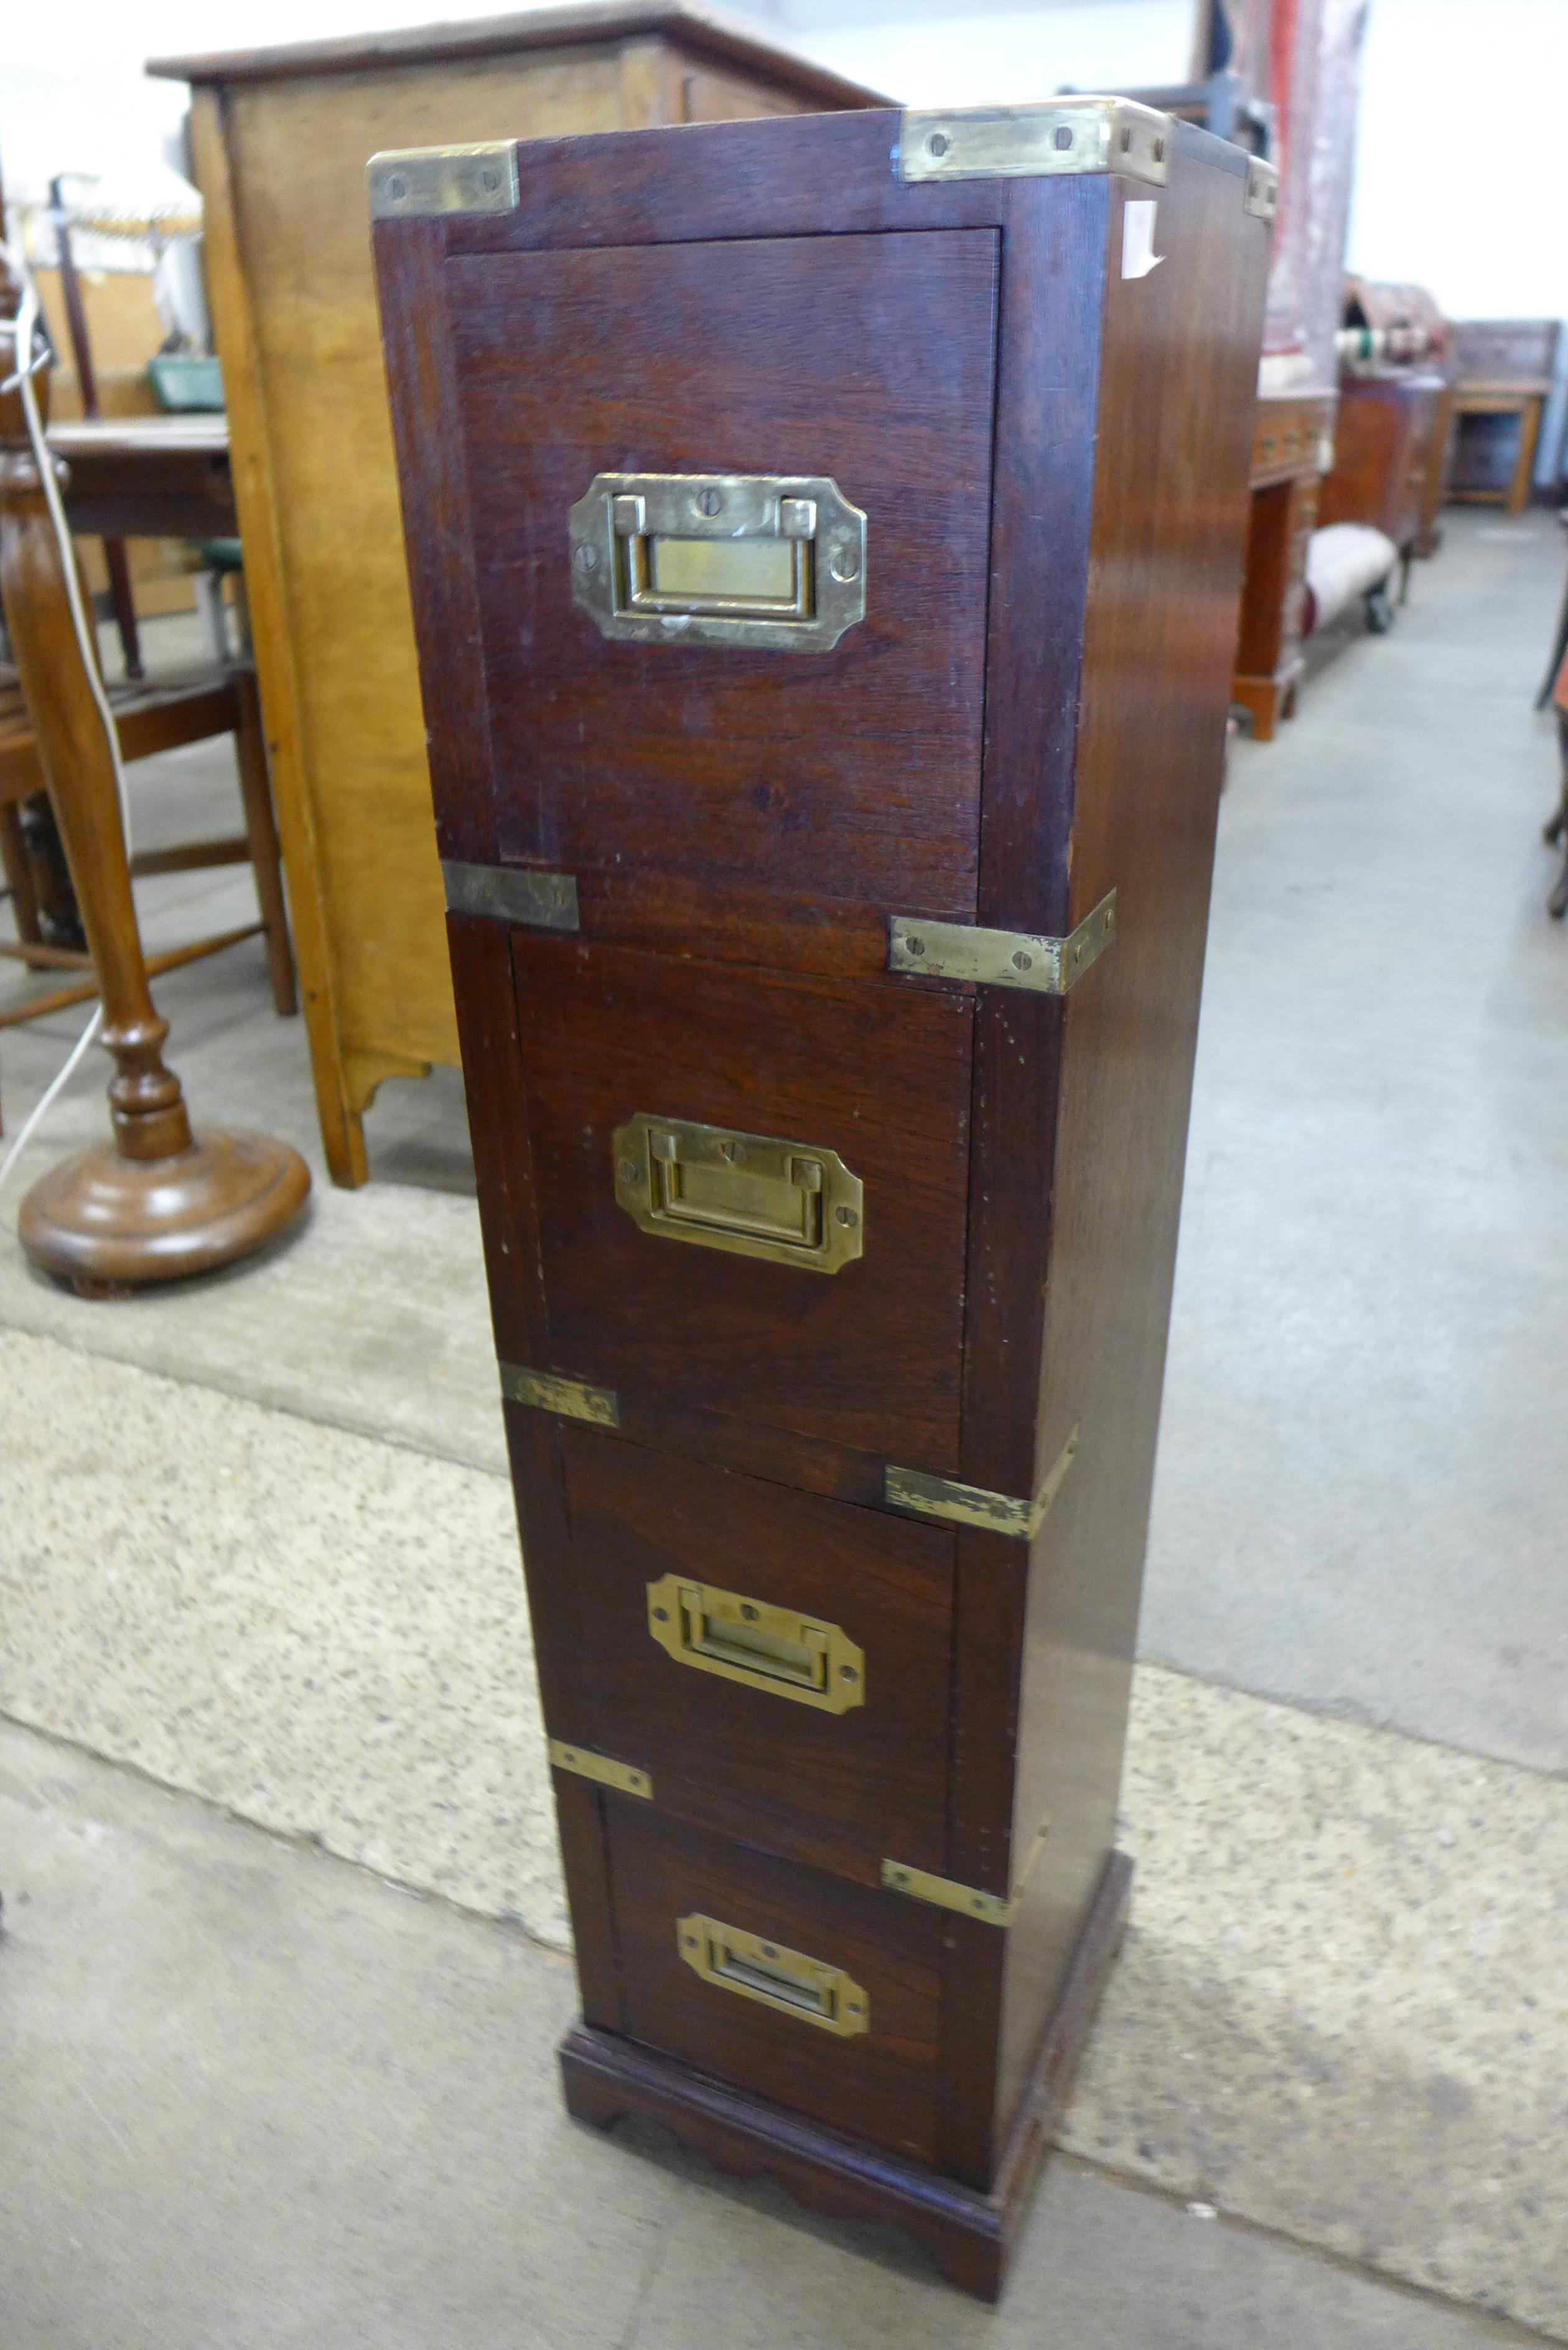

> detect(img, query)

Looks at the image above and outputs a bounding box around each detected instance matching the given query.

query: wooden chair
[0,659,296,1069]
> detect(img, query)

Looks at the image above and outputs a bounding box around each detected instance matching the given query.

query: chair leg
[231,667,297,1016]
[0,798,45,951]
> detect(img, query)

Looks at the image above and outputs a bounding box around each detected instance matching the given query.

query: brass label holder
[885,1428,1079,1542]
[678,1913,869,2036]
[568,472,867,653]
[887,893,1116,995]
[647,1575,864,1713]
[613,1113,864,1276]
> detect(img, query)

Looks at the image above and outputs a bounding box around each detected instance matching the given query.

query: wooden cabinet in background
[149,3,882,1185]
[1318,370,1448,584]
[1446,319,1560,517]
[1232,390,1337,741]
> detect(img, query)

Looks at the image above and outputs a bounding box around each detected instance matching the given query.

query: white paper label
[1122,199,1164,280]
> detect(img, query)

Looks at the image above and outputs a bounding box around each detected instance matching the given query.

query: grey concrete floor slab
[7,1324,1568,2333]
[1,1718,1548,2350]
[1142,508,1568,1774]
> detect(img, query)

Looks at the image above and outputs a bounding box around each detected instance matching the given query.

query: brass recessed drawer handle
[647,1574,865,1712]
[612,1112,863,1274]
[568,470,867,653]
[677,1913,869,2036]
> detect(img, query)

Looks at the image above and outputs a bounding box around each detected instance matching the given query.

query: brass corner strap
[900,100,1170,188]
[887,892,1116,995]
[882,1818,1050,1929]
[368,143,518,220]
[442,862,579,933]
[885,1426,1079,1542]
[548,1741,653,1800]
[500,1365,620,1429]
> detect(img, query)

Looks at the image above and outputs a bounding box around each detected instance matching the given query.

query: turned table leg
[0,447,309,1292]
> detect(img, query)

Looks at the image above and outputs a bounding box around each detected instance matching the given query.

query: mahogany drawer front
[605,1805,948,2166]
[510,934,974,1469]
[449,228,1000,922]
[559,1426,957,1881]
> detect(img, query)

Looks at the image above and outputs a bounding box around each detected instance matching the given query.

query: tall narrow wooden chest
[373,100,1272,2298]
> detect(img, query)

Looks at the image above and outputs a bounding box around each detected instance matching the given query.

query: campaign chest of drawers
[373,100,1272,2297]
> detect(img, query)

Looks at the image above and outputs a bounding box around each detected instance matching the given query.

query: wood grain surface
[559,1425,957,1880]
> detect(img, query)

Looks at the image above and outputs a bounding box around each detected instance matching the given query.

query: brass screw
[841,1665,857,1682]
[1053,125,1074,151]
[1012,950,1033,971]
[740,1603,760,1622]
[479,167,499,192]
[829,547,861,583]
[928,131,950,157]
[835,1205,858,1228]
[653,1606,669,1622]
[618,1159,641,1184]
[761,1944,777,1959]
[386,174,408,201]
[907,936,926,958]
[574,543,599,573]
[696,487,722,517]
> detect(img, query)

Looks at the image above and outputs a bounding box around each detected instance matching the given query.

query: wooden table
[47,413,236,539]
[150,2,884,1186]
[1232,389,1337,741]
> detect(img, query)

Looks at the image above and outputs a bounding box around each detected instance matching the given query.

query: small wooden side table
[1232,388,1338,741]
[1446,384,1549,515]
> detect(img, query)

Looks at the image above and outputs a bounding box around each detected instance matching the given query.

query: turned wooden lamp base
[19,1127,309,1295]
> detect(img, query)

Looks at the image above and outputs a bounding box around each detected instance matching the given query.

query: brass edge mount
[442,862,579,933]
[900,100,1170,187]
[500,1364,620,1429]
[368,143,519,220]
[548,1741,653,1800]
[1244,156,1279,222]
[885,1426,1079,1540]
[888,891,1116,994]
[882,1820,1050,1928]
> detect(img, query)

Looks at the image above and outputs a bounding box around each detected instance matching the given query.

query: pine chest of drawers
[373,100,1272,2297]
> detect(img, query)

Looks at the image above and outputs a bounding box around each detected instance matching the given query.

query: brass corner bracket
[548,1741,652,1800]
[368,142,518,220]
[887,892,1116,995]
[882,1819,1050,1929]
[442,862,579,932]
[884,1426,1078,1542]
[899,100,1170,188]
[500,1364,620,1430]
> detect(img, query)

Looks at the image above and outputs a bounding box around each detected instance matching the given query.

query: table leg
[0,449,309,1293]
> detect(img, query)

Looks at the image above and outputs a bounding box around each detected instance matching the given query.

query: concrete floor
[1,1719,1547,2350]
[3,512,1568,2340]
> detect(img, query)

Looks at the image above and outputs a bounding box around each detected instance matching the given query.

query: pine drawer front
[603,1805,948,2166]
[555,1426,956,1883]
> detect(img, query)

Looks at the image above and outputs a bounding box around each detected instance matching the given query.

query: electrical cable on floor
[0,241,138,1198]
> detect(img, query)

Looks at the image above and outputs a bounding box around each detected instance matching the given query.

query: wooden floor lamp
[1,270,308,1295]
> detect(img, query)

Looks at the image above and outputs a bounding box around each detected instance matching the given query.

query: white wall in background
[1347,0,1568,480]
[1,0,1195,218]
[759,0,1195,107]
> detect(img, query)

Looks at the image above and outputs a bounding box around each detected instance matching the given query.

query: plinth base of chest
[560,1848,1132,2302]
